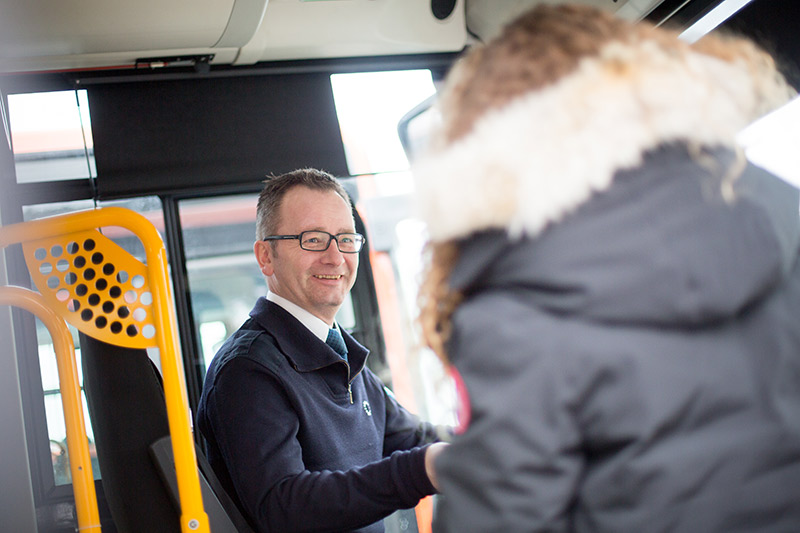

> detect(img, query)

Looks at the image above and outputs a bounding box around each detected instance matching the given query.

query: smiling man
[197,168,445,533]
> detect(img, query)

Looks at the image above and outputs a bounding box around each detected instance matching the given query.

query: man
[197,168,445,533]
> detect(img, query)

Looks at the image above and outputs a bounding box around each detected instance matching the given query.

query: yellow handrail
[0,207,209,533]
[0,286,101,533]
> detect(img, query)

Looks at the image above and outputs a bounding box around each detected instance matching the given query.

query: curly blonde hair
[417,240,462,362]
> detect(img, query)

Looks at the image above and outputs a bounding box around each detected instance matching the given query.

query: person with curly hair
[414,4,800,532]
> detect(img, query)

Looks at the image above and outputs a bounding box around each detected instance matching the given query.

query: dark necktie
[326,327,348,360]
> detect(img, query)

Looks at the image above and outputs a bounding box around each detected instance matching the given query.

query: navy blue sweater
[197,298,439,532]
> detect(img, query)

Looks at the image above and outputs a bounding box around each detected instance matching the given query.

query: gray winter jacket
[430,145,800,532]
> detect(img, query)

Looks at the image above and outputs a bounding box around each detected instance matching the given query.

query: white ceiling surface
[0,0,467,73]
[0,0,671,74]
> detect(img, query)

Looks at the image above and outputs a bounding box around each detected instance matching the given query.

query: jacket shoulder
[210,319,286,376]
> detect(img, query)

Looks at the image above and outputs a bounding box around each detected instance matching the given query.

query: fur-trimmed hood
[412,39,794,243]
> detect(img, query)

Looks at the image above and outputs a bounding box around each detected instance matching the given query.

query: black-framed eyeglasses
[262,230,366,253]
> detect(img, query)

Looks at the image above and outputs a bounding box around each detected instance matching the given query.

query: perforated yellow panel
[23,229,157,349]
[3,207,210,533]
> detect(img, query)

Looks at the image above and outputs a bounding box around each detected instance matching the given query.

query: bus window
[331,69,436,176]
[179,194,266,370]
[34,319,98,485]
[8,90,96,183]
[330,70,456,426]
[738,95,800,189]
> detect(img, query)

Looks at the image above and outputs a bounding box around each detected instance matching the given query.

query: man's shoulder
[210,319,286,375]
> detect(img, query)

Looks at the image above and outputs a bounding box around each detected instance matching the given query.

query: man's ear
[254,240,274,276]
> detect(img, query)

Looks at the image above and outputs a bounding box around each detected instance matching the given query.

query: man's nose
[320,240,345,263]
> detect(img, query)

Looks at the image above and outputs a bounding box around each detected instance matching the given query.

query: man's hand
[424,442,449,491]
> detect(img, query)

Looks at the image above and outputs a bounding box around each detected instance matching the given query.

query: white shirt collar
[266,291,335,343]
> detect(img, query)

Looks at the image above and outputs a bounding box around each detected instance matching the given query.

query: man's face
[254,186,359,325]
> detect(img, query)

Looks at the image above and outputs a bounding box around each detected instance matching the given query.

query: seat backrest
[150,437,256,533]
[80,334,255,533]
[79,334,179,533]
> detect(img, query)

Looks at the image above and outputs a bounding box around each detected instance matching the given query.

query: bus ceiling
[0,0,769,76]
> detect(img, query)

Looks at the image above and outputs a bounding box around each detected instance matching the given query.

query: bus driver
[197,168,446,532]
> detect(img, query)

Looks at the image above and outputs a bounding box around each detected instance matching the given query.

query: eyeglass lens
[300,231,363,252]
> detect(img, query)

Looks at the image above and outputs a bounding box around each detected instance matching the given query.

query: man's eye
[305,237,321,244]
[339,236,354,244]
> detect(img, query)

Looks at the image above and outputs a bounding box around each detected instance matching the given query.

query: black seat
[80,334,255,533]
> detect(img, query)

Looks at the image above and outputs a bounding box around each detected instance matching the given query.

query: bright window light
[8,90,95,183]
[331,70,436,176]
[738,95,800,189]
[679,0,754,44]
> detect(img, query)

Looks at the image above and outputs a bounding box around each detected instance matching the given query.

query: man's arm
[364,367,447,455]
[203,357,437,532]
